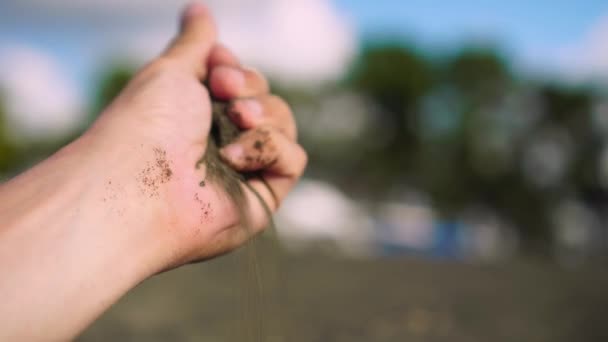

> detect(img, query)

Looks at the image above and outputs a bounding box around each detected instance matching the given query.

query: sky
[1,0,608,138]
[334,0,608,77]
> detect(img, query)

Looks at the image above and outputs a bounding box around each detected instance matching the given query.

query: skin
[0,3,306,341]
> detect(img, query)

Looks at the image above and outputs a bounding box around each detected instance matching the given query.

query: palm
[93,4,305,266]
[105,62,245,262]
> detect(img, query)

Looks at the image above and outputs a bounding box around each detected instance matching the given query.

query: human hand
[87,3,307,270]
[0,4,308,339]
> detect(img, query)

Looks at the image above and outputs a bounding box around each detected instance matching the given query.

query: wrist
[69,126,178,275]
[0,129,174,340]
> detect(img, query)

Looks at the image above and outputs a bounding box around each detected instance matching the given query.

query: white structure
[376,202,437,251]
[275,179,376,258]
[460,208,520,262]
[551,199,603,267]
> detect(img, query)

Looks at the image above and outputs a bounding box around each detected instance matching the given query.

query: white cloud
[1,0,190,19]
[0,46,84,140]
[558,13,608,82]
[0,0,356,141]
[6,0,358,86]
[276,179,375,257]
[217,0,357,85]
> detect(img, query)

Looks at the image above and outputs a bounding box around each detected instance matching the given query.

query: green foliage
[299,42,608,253]
[445,48,512,102]
[342,45,436,190]
[90,63,135,122]
[0,94,18,175]
[350,44,435,114]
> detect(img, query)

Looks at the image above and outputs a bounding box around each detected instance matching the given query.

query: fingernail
[183,2,208,19]
[221,67,245,90]
[237,99,263,120]
[220,143,244,161]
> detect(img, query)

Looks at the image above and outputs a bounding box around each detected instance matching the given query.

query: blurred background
[2,0,608,341]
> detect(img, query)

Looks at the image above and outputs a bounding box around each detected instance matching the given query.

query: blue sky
[2,0,608,94]
[336,0,608,44]
[1,0,607,138]
[335,0,608,75]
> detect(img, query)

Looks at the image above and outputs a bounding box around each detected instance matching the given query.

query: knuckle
[288,122,299,141]
[267,94,290,111]
[285,144,308,178]
[266,94,297,138]
[297,145,309,172]
[244,67,270,90]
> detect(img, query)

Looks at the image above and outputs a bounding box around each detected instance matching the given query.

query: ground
[79,245,608,342]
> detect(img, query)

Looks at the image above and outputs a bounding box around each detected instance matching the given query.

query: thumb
[163,2,218,78]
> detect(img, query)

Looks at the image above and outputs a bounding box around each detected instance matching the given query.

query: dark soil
[79,250,608,342]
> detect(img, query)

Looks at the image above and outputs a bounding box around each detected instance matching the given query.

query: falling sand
[197,100,283,342]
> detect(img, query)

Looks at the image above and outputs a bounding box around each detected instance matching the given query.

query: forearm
[0,132,168,341]
[0,3,307,339]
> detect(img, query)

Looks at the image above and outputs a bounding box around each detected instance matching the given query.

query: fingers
[207,44,241,69]
[220,126,307,209]
[209,66,270,100]
[206,43,306,230]
[163,2,217,78]
[227,95,297,140]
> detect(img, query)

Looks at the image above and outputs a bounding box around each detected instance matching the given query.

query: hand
[0,4,307,339]
[89,3,307,268]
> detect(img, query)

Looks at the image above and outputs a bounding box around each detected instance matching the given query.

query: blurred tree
[444,47,513,104]
[346,44,435,191]
[90,63,135,123]
[337,43,605,256]
[538,85,608,216]
[0,63,136,178]
[0,93,18,176]
[350,44,435,114]
[413,49,514,210]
